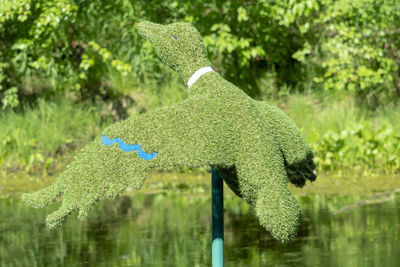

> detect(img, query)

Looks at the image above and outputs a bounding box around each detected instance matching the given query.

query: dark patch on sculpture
[102,134,158,160]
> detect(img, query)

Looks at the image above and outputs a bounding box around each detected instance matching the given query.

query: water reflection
[0,193,399,266]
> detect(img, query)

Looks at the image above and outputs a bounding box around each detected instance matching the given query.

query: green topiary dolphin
[22,20,316,243]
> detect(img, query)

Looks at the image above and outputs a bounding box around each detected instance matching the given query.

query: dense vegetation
[1,0,399,175]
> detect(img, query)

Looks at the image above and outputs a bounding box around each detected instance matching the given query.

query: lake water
[0,191,399,266]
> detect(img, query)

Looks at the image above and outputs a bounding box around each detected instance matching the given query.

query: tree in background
[1,0,399,110]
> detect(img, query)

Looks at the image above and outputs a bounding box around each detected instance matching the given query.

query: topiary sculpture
[22,20,316,243]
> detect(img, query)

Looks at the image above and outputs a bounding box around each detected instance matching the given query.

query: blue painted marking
[173,35,178,40]
[102,134,158,160]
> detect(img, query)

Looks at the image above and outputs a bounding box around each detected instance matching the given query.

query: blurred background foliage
[0,0,399,175]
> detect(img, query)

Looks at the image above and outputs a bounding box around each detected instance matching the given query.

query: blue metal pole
[212,168,224,267]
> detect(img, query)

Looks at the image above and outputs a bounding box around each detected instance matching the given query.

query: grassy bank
[0,89,399,178]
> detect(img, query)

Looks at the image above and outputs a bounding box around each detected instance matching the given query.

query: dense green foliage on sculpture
[22,20,316,243]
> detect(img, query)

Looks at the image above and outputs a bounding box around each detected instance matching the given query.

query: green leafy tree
[0,0,79,108]
[294,0,400,108]
[1,0,399,109]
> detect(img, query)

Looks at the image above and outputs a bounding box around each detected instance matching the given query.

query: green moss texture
[22,21,316,243]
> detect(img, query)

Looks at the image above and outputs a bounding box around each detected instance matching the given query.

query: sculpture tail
[255,184,301,243]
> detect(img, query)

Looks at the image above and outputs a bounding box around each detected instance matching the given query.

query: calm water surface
[0,192,399,266]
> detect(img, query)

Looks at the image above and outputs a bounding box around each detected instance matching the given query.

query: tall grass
[285,93,363,140]
[0,98,110,174]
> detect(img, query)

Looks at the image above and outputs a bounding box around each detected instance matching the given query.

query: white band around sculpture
[187,66,214,87]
